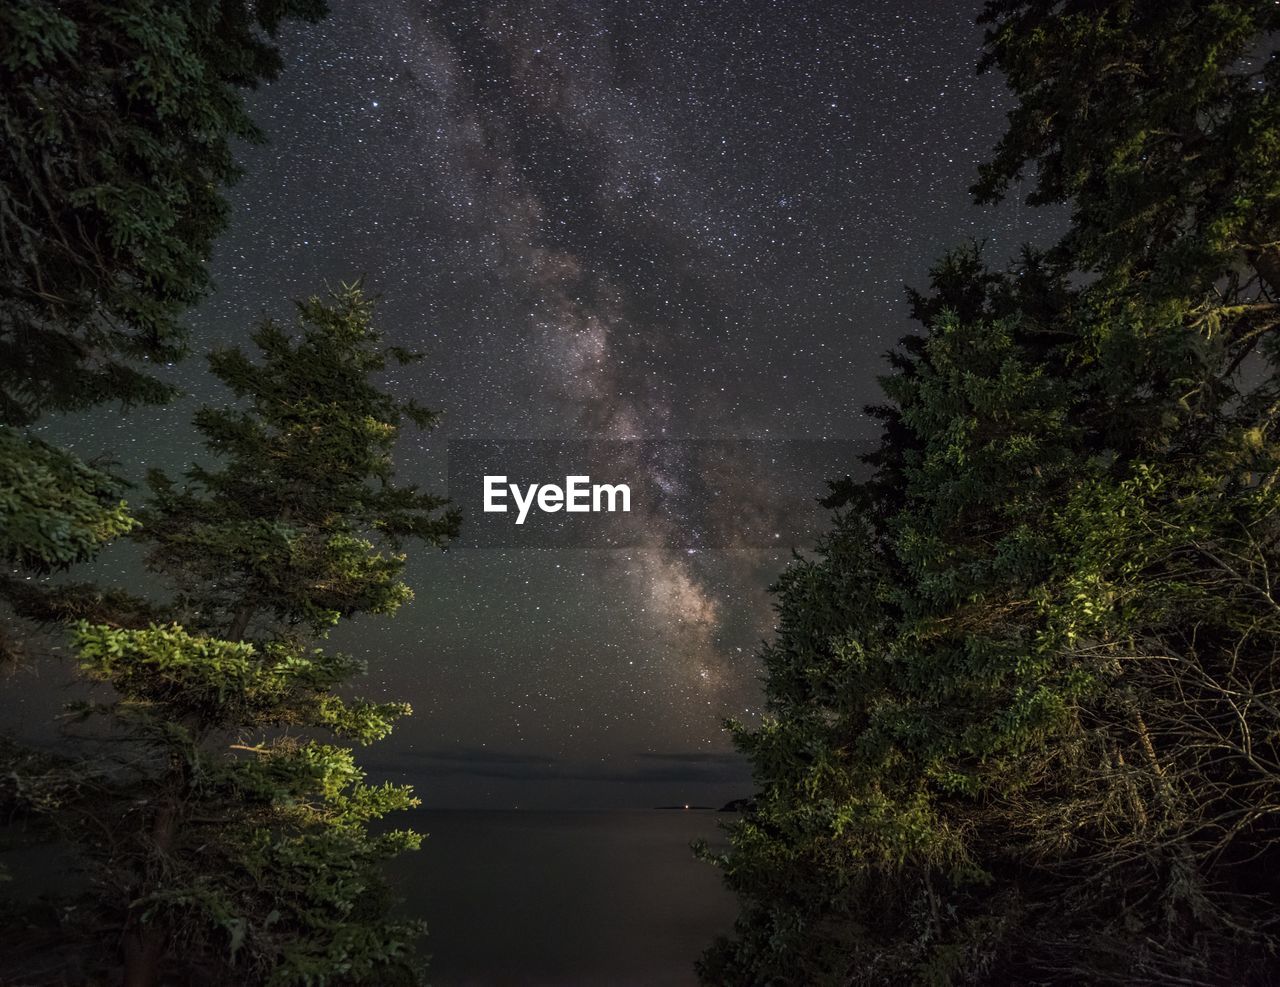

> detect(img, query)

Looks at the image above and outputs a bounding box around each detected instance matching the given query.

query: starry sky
[25,0,1058,808]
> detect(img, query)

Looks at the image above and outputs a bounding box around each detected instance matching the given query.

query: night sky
[20,0,1057,808]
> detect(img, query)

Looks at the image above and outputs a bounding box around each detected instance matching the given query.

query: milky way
[22,0,1059,807]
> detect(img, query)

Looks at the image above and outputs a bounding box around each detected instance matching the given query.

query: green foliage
[0,0,326,426]
[70,620,425,985]
[138,283,460,638]
[73,623,410,744]
[975,0,1280,308]
[702,254,1091,984]
[0,425,135,569]
[39,287,455,985]
[0,5,407,983]
[705,232,1280,983]
[693,9,1280,981]
[707,22,1280,963]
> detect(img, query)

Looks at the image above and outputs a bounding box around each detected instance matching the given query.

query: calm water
[399,810,736,986]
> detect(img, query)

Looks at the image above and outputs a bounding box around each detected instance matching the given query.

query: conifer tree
[0,2,326,965]
[701,250,1098,984]
[57,286,459,985]
[975,0,1280,307]
[0,0,327,622]
[0,7,451,983]
[137,284,458,643]
[703,3,1280,982]
[0,0,326,427]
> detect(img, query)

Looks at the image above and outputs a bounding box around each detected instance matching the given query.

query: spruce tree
[137,284,458,643]
[0,0,327,620]
[0,2,326,965]
[703,2,1280,982]
[0,0,326,427]
[700,250,1097,984]
[54,286,459,985]
[975,0,1280,307]
[0,0,327,653]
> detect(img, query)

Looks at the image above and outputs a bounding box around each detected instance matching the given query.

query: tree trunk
[1248,244,1280,298]
[227,603,255,642]
[121,802,177,987]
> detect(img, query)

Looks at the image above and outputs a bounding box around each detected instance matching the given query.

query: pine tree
[0,0,327,427]
[0,0,327,611]
[0,2,326,964]
[703,2,1280,982]
[53,286,459,985]
[137,284,458,643]
[975,0,1280,307]
[700,250,1098,984]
